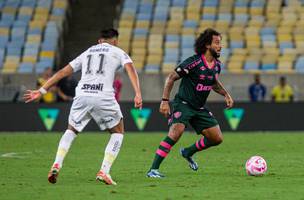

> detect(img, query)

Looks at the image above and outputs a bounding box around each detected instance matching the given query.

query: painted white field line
[0,152,32,159]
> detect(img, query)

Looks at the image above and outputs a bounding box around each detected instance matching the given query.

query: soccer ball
[245,156,267,176]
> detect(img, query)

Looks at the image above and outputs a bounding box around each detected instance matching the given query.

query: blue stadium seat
[230,41,244,49]
[203,0,219,7]
[295,56,304,73]
[235,0,249,7]
[18,62,34,73]
[183,20,198,28]
[172,0,187,7]
[260,27,276,35]
[218,14,232,22]
[21,0,36,7]
[261,63,276,71]
[244,61,260,70]
[279,42,293,53]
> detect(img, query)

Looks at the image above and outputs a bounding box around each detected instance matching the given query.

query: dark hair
[194,28,221,55]
[100,28,119,39]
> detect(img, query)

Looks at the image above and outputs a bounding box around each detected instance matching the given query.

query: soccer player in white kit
[23,28,142,185]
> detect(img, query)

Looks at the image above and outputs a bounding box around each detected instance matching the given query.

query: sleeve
[69,52,85,72]
[174,56,196,77]
[120,50,133,66]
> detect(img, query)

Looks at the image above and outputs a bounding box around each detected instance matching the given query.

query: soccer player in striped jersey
[147,28,234,178]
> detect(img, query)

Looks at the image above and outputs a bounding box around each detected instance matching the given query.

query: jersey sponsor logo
[174,111,182,119]
[196,83,213,91]
[186,59,202,69]
[81,83,103,91]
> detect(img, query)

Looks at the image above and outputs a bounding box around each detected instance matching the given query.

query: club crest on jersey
[199,75,206,80]
[174,112,182,119]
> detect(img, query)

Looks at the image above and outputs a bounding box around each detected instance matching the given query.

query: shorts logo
[174,112,182,119]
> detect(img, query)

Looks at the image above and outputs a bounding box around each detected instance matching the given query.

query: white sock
[54,129,77,168]
[100,133,124,174]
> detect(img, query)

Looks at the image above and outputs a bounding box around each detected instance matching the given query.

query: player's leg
[147,123,185,178]
[48,97,92,184]
[182,125,223,158]
[96,119,124,185]
[92,98,124,185]
[48,125,78,184]
[181,110,221,171]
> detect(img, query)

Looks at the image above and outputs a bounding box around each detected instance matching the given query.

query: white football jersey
[69,42,132,98]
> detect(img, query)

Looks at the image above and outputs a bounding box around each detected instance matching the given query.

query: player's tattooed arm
[159,71,180,117]
[213,80,234,108]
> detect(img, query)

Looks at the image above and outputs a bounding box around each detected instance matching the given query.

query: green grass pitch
[1,132,304,200]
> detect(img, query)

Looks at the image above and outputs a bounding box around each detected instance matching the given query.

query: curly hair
[100,28,119,39]
[194,28,221,55]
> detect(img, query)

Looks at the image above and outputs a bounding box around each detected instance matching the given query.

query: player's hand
[225,94,234,109]
[134,94,142,109]
[159,101,170,118]
[23,90,42,103]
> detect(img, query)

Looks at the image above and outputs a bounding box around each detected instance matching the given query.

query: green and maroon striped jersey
[174,54,221,109]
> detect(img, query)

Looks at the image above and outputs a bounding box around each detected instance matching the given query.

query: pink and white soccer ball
[245,156,267,176]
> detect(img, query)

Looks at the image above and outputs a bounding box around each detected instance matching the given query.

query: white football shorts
[68,96,123,132]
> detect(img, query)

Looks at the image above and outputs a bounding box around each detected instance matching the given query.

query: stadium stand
[118,0,304,74]
[0,0,69,74]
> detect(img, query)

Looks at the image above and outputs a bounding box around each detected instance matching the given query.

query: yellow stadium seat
[131,48,146,56]
[277,61,294,72]
[250,7,263,16]
[132,59,145,70]
[119,20,134,28]
[152,21,166,28]
[148,48,163,56]
[202,7,217,15]
[263,48,280,56]
[2,7,17,15]
[182,28,196,35]
[234,7,248,14]
[164,42,179,49]
[277,34,292,42]
[29,20,46,29]
[120,13,135,21]
[232,48,248,56]
[132,40,146,48]
[53,0,68,9]
[226,61,244,73]
[40,51,55,58]
[22,55,37,64]
[146,55,162,65]
[26,35,41,43]
[162,63,176,74]
[135,20,150,29]
[19,7,34,15]
[0,28,9,36]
